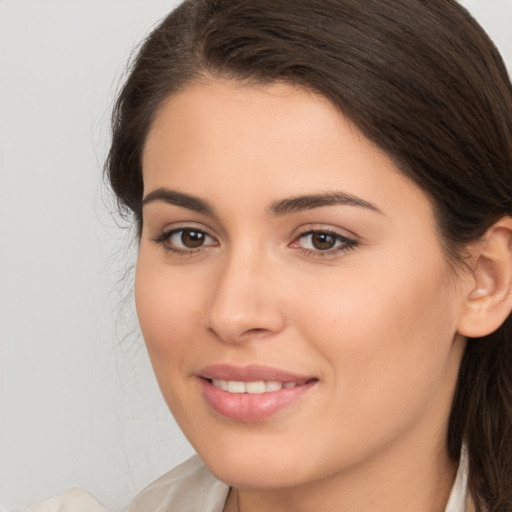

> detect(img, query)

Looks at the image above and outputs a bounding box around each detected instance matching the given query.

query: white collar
[444,444,469,512]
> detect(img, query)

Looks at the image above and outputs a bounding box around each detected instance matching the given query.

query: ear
[458,217,512,338]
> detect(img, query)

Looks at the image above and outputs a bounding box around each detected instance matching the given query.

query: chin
[204,452,306,489]
[190,430,312,489]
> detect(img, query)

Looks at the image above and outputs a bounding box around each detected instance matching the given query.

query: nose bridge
[205,240,285,342]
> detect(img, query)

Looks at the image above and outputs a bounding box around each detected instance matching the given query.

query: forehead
[142,79,431,221]
[144,79,351,167]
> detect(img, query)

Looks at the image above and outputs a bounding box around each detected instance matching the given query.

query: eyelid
[153,227,216,242]
[151,222,219,255]
[291,223,358,243]
[151,220,215,240]
[289,226,358,257]
[292,230,354,247]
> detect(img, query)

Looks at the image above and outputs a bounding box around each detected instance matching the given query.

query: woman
[22,0,512,511]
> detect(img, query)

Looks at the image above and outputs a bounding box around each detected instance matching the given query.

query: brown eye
[180,229,206,248]
[157,228,217,253]
[310,232,336,250]
[291,230,356,256]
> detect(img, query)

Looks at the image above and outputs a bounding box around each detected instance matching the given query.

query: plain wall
[1,1,511,510]
[0,2,192,510]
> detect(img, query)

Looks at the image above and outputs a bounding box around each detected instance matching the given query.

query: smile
[211,379,307,394]
[198,365,318,421]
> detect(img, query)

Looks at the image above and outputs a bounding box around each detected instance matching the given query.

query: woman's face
[136,80,467,489]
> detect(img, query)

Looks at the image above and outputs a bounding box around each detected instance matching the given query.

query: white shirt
[16,447,469,512]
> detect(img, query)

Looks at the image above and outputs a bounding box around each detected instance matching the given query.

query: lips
[199,364,314,382]
[198,364,318,422]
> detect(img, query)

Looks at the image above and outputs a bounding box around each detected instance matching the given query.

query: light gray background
[1,1,511,510]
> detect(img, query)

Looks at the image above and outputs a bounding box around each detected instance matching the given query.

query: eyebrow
[268,192,382,217]
[142,188,382,217]
[142,188,215,215]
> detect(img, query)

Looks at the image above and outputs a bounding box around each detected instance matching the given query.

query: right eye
[154,228,218,254]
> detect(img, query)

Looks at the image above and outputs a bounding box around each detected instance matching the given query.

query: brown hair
[106,1,512,509]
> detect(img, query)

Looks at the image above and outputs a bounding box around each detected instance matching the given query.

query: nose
[204,248,286,344]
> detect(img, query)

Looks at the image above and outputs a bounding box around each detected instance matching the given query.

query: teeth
[212,378,228,391]
[245,381,266,394]
[227,381,246,393]
[265,381,282,392]
[211,379,300,394]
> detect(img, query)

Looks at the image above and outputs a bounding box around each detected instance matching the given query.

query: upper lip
[198,364,316,382]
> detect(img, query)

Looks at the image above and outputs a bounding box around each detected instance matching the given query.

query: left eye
[293,230,355,252]
[158,228,217,251]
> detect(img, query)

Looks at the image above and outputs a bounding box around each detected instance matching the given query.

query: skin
[136,80,472,512]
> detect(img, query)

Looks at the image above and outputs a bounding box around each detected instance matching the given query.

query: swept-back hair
[106,1,512,509]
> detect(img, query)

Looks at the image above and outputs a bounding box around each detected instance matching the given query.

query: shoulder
[124,454,230,512]
[14,488,110,512]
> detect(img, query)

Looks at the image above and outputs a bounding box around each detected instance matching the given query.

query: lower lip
[199,379,317,422]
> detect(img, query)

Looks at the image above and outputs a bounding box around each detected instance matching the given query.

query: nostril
[241,327,272,338]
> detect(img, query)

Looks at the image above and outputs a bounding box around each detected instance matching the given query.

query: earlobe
[458,217,512,338]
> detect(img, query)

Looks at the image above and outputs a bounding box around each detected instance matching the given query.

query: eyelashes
[290,229,357,257]
[152,227,218,256]
[152,226,358,259]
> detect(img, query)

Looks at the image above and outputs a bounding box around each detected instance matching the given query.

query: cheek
[134,253,203,376]
[294,249,459,421]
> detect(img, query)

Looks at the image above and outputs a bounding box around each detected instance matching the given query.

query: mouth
[207,378,313,394]
[197,365,318,422]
